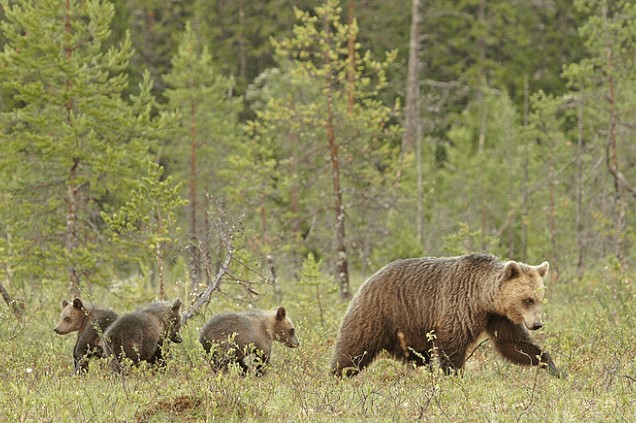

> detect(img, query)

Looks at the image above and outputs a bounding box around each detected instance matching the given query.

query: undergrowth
[0,266,634,422]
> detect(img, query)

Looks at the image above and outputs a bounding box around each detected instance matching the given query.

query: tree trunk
[403,0,425,245]
[477,0,488,151]
[401,0,422,156]
[575,98,585,279]
[189,98,202,290]
[64,0,81,298]
[521,74,529,262]
[324,12,351,301]
[547,147,559,282]
[259,190,268,246]
[66,158,81,298]
[346,0,356,114]
[238,0,247,82]
[604,9,626,271]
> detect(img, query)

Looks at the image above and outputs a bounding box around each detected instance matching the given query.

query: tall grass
[0,267,634,422]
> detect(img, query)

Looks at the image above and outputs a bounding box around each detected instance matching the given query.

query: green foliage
[162,20,243,233]
[298,253,329,326]
[102,161,186,265]
[442,222,501,257]
[0,0,171,292]
[241,0,401,270]
[371,208,424,266]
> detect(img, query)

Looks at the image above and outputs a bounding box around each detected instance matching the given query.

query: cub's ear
[503,261,521,281]
[276,306,287,321]
[171,298,182,312]
[536,261,549,278]
[61,299,69,309]
[72,297,84,309]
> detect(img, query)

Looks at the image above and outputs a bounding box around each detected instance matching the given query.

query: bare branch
[181,237,234,325]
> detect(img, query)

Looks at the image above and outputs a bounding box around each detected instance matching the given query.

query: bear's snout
[287,337,300,348]
[53,327,60,334]
[530,322,543,331]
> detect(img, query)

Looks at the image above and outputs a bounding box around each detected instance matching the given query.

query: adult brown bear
[330,254,562,377]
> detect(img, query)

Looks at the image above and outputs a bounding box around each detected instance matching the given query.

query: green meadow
[1,267,634,422]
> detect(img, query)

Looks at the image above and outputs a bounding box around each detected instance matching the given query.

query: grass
[0,267,635,422]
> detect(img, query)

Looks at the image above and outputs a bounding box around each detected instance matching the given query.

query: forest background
[0,0,635,421]
[0,0,634,304]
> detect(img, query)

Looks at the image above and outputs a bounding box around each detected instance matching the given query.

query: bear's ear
[536,261,549,278]
[503,261,521,281]
[72,297,83,309]
[171,298,182,312]
[276,306,287,321]
[61,299,69,308]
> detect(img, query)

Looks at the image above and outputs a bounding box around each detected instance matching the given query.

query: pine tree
[163,21,243,289]
[246,0,400,298]
[0,0,169,295]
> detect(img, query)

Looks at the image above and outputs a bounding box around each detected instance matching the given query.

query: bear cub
[331,254,562,378]
[54,297,118,373]
[199,306,299,375]
[101,298,183,372]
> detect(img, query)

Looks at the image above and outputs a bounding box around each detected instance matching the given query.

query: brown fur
[199,306,299,375]
[101,298,183,372]
[330,254,562,377]
[54,297,118,373]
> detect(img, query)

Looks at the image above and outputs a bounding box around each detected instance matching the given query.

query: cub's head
[272,306,299,348]
[165,298,183,344]
[495,261,549,331]
[54,297,88,335]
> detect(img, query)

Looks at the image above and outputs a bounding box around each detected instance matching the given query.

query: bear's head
[143,298,183,343]
[54,297,89,335]
[494,261,549,331]
[272,306,299,348]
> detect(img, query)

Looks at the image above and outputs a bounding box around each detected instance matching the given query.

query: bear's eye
[64,317,70,322]
[523,298,535,306]
[290,328,295,335]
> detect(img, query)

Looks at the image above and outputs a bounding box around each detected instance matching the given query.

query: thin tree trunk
[404,0,425,245]
[416,117,424,247]
[575,98,585,279]
[324,12,351,301]
[288,127,303,273]
[189,98,202,289]
[346,0,356,114]
[401,0,422,158]
[477,0,488,246]
[477,0,488,151]
[238,0,247,82]
[521,74,529,261]
[66,158,81,297]
[604,7,626,271]
[64,0,81,298]
[548,148,559,282]
[156,241,165,299]
[259,190,268,246]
